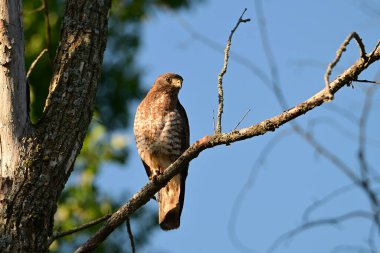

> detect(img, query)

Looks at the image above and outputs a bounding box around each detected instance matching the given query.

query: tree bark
[0,0,111,252]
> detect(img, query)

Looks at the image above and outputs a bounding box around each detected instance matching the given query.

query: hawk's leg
[149,168,162,183]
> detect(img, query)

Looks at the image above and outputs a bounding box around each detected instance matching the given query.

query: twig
[228,130,294,253]
[172,12,271,89]
[26,49,48,80]
[233,109,251,131]
[293,124,360,185]
[266,211,373,253]
[368,221,378,253]
[324,32,366,101]
[325,103,359,123]
[306,117,357,143]
[25,3,45,15]
[254,0,288,109]
[126,218,135,253]
[302,184,355,222]
[358,87,376,183]
[42,0,53,64]
[330,244,374,253]
[47,213,111,246]
[367,40,380,62]
[212,109,216,132]
[75,35,380,253]
[216,9,251,134]
[354,79,380,84]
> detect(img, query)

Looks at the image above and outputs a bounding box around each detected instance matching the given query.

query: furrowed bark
[0,0,111,252]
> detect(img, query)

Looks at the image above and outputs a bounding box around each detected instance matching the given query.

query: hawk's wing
[176,101,190,217]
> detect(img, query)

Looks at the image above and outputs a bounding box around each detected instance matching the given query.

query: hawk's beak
[174,78,182,89]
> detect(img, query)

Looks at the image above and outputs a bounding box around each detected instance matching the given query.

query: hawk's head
[155,73,183,90]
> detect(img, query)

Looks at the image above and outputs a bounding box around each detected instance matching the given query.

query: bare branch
[294,124,360,184]
[24,2,45,15]
[26,48,48,80]
[355,79,380,84]
[358,87,376,182]
[254,0,289,109]
[266,211,373,253]
[306,117,358,143]
[302,184,356,222]
[368,222,378,253]
[42,0,53,63]
[232,109,251,131]
[125,218,135,253]
[325,103,359,124]
[228,130,294,253]
[47,214,111,246]
[330,244,374,253]
[173,13,272,89]
[324,32,366,101]
[216,8,250,133]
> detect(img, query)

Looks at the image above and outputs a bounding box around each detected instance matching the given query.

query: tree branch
[47,214,111,246]
[26,48,48,79]
[125,218,135,253]
[266,211,373,253]
[216,8,250,133]
[324,32,367,100]
[75,34,380,252]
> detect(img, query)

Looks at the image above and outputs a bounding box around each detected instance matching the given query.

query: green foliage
[23,0,201,252]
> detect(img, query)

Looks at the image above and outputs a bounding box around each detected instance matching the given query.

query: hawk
[134,73,190,230]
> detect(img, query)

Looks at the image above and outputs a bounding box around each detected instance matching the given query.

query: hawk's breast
[134,100,184,163]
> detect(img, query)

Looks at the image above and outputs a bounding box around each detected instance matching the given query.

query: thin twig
[367,40,380,62]
[368,221,378,253]
[325,103,359,123]
[358,87,375,183]
[330,244,374,253]
[42,0,53,64]
[233,109,251,131]
[126,218,136,253]
[306,117,358,143]
[302,184,355,222]
[47,214,111,246]
[25,3,45,15]
[26,49,48,79]
[293,124,360,185]
[324,32,366,101]
[255,0,288,109]
[212,109,216,132]
[228,130,294,253]
[266,211,373,253]
[354,79,380,84]
[216,8,250,134]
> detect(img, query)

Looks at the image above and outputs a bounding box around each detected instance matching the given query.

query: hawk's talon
[149,169,161,184]
[149,174,158,183]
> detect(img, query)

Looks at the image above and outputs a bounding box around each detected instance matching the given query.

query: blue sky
[97,0,380,252]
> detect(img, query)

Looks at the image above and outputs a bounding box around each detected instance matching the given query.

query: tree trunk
[0,0,111,252]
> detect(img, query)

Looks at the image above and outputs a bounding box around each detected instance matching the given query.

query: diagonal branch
[47,214,111,246]
[75,37,380,253]
[26,48,48,79]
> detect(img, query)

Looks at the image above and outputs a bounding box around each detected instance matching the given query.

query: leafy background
[24,0,201,252]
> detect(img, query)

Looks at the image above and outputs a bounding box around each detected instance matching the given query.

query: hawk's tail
[158,174,185,230]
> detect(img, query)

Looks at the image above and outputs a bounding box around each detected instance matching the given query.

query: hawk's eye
[166,77,172,83]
